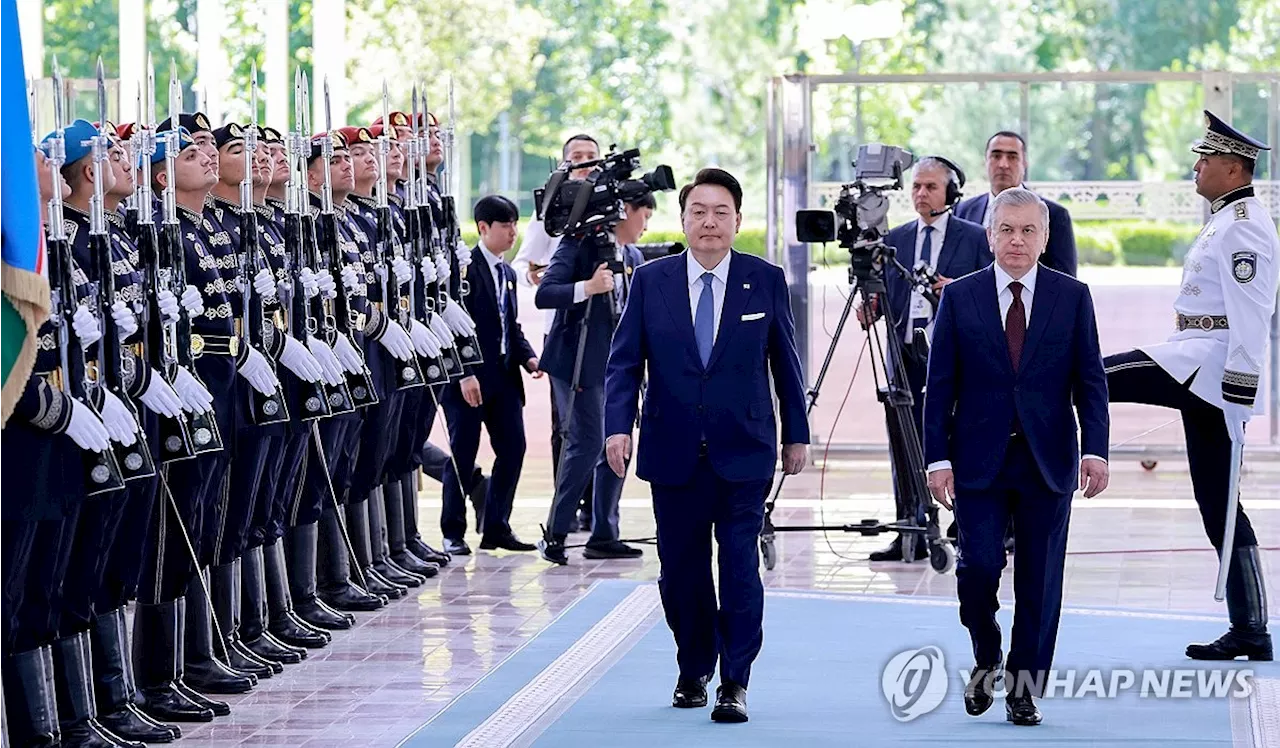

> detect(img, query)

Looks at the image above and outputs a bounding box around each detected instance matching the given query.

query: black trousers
[295,417,361,526]
[210,427,276,566]
[1105,349,1257,549]
[139,452,221,603]
[1,520,39,654]
[59,493,132,637]
[439,381,525,541]
[8,512,80,653]
[351,392,405,501]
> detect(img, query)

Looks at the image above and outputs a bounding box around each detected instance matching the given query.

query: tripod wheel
[930,542,956,574]
[761,537,777,571]
[1141,460,1158,471]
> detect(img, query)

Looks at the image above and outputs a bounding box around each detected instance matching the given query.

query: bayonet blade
[250,61,259,129]
[51,56,64,135]
[96,57,108,131]
[381,80,390,131]
[168,59,180,128]
[323,75,331,135]
[146,53,155,125]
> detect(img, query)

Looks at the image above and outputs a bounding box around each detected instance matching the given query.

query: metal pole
[781,74,811,383]
[1270,76,1280,445]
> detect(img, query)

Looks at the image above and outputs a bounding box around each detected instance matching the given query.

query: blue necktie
[694,272,715,366]
[496,264,507,356]
[910,226,935,338]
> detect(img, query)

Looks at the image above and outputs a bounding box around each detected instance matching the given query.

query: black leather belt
[1177,313,1229,332]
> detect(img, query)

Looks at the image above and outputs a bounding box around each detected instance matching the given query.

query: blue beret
[39,119,100,166]
[147,127,197,166]
[1192,110,1270,161]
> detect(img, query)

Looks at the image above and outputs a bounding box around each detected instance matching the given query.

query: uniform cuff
[926,460,952,474]
[1082,454,1107,464]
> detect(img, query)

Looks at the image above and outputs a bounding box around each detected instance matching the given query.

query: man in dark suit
[535,193,652,564]
[605,168,809,723]
[955,132,1077,277]
[860,156,992,562]
[438,195,541,553]
[924,187,1110,726]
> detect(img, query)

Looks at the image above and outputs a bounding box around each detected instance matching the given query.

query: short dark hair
[473,194,519,225]
[561,133,599,160]
[985,130,1027,156]
[626,191,656,210]
[678,167,742,213]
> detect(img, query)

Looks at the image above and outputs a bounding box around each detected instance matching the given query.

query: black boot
[402,471,452,566]
[264,536,333,646]
[2,646,60,746]
[92,606,181,743]
[385,478,440,578]
[316,505,387,611]
[286,521,362,627]
[370,487,427,587]
[211,560,277,678]
[538,529,569,565]
[133,599,217,722]
[183,570,257,694]
[243,544,307,664]
[1187,545,1273,661]
[345,498,406,600]
[54,631,144,747]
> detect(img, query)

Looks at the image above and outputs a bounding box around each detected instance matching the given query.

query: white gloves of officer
[420,256,438,285]
[252,268,278,301]
[180,284,204,318]
[298,267,321,299]
[315,270,337,300]
[157,289,181,324]
[280,336,324,383]
[139,373,184,418]
[442,298,477,337]
[307,336,345,386]
[455,238,472,269]
[1224,404,1251,445]
[98,390,138,446]
[332,334,365,374]
[377,320,415,361]
[392,257,413,287]
[409,320,443,358]
[73,305,102,349]
[340,265,360,294]
[237,346,280,396]
[434,254,450,285]
[66,399,111,452]
[427,311,455,349]
[111,301,138,342]
[172,366,215,413]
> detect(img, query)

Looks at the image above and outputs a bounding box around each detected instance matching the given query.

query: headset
[921,154,966,213]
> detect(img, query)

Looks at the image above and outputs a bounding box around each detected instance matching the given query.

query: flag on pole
[1,0,51,426]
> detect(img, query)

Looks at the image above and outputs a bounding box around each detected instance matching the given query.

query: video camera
[534,146,676,241]
[795,144,914,281]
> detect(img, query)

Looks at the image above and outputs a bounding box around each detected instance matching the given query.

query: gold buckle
[351,312,367,330]
[191,334,206,358]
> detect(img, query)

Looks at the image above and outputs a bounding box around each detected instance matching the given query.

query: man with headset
[858,156,991,562]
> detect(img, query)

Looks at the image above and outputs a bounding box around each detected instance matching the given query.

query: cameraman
[513,133,601,531]
[534,192,654,564]
[859,156,991,562]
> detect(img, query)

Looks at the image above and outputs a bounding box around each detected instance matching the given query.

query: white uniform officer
[1105,110,1277,661]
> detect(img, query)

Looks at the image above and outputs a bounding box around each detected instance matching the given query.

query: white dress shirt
[480,241,508,355]
[915,212,949,270]
[926,261,1104,475]
[905,213,949,342]
[511,219,561,328]
[981,192,1000,228]
[687,250,731,345]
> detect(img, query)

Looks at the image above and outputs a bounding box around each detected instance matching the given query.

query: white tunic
[1138,187,1280,415]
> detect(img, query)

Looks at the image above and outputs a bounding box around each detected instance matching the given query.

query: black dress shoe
[269,612,332,648]
[408,537,452,566]
[711,682,748,723]
[320,581,387,612]
[1186,629,1273,660]
[868,537,928,562]
[583,540,643,559]
[479,534,537,552]
[964,661,1003,716]
[443,538,471,556]
[1006,694,1042,726]
[538,534,569,565]
[672,674,711,708]
[245,631,306,665]
[172,681,231,716]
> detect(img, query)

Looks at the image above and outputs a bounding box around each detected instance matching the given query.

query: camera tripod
[759,246,956,574]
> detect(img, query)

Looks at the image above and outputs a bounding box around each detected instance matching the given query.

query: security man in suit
[536,190,652,564]
[1104,112,1277,662]
[955,131,1077,277]
[438,195,541,553]
[925,187,1110,725]
[859,156,992,562]
[605,168,810,723]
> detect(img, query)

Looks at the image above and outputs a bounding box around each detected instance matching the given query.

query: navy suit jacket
[923,265,1108,495]
[604,251,810,486]
[955,191,1078,277]
[456,246,538,404]
[882,215,992,343]
[535,234,644,388]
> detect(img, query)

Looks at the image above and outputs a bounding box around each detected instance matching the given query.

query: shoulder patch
[1232,251,1257,283]
[1235,202,1249,221]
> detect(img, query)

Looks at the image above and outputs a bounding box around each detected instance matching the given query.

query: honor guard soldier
[1105,111,1277,661]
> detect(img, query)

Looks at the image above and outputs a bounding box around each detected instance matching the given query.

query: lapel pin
[743,283,751,290]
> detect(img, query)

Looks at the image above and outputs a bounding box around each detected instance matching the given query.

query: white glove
[455,238,472,268]
[280,336,324,383]
[72,305,102,349]
[99,389,139,446]
[172,366,215,413]
[298,267,321,299]
[420,256,438,285]
[139,372,184,418]
[316,270,337,300]
[410,319,443,358]
[237,346,280,396]
[157,288,181,324]
[392,257,413,287]
[180,285,204,318]
[434,254,450,283]
[111,300,139,341]
[340,265,360,293]
[66,399,111,452]
[442,298,478,337]
[307,336,345,386]
[252,268,278,301]
[377,320,414,361]
[427,311,456,349]
[1224,403,1251,445]
[332,333,366,374]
